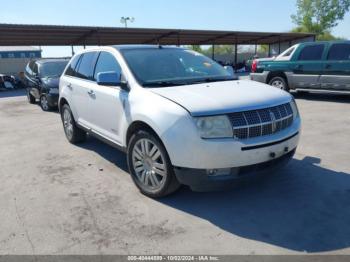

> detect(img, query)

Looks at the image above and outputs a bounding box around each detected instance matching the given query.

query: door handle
[325,64,332,69]
[87,90,95,96]
[295,64,303,70]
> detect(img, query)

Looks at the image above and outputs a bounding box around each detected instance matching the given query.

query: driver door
[88,51,127,145]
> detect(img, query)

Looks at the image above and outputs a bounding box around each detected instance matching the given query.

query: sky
[1,0,349,57]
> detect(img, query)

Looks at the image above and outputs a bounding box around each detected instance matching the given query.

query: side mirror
[34,74,41,83]
[97,71,121,86]
[97,72,129,91]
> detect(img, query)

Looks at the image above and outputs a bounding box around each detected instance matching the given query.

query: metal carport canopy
[0,23,315,46]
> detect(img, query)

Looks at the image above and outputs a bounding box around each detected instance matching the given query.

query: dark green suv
[250,41,350,93]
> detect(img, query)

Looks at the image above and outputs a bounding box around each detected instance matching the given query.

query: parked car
[59,46,301,197]
[250,41,350,93]
[0,74,16,90]
[25,58,69,111]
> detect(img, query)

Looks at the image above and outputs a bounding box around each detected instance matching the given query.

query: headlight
[290,99,299,120]
[195,115,233,138]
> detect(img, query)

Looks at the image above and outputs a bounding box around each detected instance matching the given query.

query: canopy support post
[234,43,238,73]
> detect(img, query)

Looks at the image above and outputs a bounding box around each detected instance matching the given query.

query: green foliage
[204,45,234,56]
[188,45,203,53]
[291,0,350,36]
[258,45,269,53]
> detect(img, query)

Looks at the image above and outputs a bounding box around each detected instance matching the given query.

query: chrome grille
[228,103,294,139]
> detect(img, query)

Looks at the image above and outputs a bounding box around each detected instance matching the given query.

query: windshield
[40,61,68,78]
[120,48,234,87]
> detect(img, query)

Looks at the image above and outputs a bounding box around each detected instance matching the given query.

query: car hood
[150,80,292,116]
[41,77,59,88]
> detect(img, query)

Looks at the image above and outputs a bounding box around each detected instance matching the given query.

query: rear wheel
[61,104,86,144]
[27,90,36,104]
[269,76,289,92]
[127,130,181,198]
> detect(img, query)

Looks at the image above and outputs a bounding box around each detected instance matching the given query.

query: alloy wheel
[63,109,74,140]
[131,138,167,190]
[41,96,49,110]
[271,80,285,90]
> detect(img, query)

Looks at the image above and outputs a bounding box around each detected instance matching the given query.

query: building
[0,46,42,76]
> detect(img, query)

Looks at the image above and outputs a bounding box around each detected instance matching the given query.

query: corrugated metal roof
[0,23,315,46]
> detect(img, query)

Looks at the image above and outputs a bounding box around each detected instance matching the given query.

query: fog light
[206,168,231,176]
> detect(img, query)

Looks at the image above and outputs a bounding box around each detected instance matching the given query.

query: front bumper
[174,147,296,191]
[250,71,269,83]
[46,94,59,107]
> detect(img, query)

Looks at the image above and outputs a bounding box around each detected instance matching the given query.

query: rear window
[75,52,98,80]
[298,44,325,61]
[327,43,350,60]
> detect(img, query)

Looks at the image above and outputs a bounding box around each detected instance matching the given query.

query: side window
[32,63,39,75]
[327,44,350,60]
[283,47,295,57]
[26,62,34,75]
[65,55,81,77]
[298,44,325,61]
[76,52,98,80]
[93,52,122,81]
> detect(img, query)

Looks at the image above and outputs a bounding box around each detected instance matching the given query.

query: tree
[291,0,350,39]
[188,45,203,53]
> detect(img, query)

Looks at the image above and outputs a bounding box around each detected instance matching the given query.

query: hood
[41,77,59,88]
[150,80,292,116]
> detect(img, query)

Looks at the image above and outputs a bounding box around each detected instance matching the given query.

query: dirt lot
[0,89,350,255]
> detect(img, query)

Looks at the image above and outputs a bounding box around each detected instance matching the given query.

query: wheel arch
[58,97,69,113]
[266,71,289,86]
[126,120,163,147]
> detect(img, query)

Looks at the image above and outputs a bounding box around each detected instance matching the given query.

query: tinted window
[40,61,68,78]
[120,48,232,87]
[298,44,325,61]
[33,63,39,75]
[26,61,34,75]
[93,52,122,81]
[328,43,350,60]
[76,52,98,80]
[65,55,81,77]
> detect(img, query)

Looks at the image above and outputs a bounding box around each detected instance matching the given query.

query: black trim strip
[241,132,299,151]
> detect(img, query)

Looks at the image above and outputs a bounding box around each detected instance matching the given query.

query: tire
[60,104,86,144]
[127,130,181,198]
[27,90,36,104]
[40,95,52,111]
[268,76,289,92]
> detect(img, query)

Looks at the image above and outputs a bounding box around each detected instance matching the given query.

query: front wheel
[269,76,289,92]
[40,95,52,111]
[60,104,86,144]
[127,130,181,198]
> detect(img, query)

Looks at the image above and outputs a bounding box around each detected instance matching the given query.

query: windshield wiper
[143,81,187,87]
[187,77,236,85]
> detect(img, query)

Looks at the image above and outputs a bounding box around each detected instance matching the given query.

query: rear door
[88,51,127,144]
[71,52,99,129]
[320,43,350,91]
[292,43,326,89]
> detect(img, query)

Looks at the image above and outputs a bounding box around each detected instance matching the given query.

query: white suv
[59,45,301,197]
